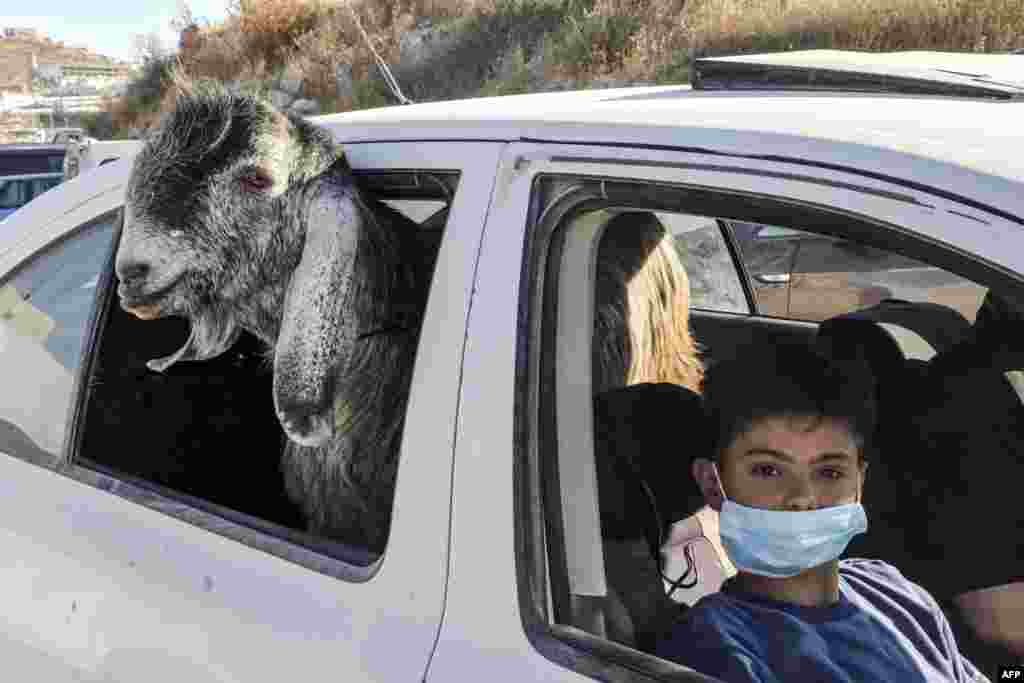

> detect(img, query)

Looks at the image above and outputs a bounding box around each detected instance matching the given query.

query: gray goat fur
[115,77,435,550]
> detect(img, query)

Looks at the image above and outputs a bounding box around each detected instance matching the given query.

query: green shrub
[478,46,534,96]
[350,73,393,110]
[653,52,691,84]
[108,55,177,134]
[79,111,118,140]
[549,12,641,77]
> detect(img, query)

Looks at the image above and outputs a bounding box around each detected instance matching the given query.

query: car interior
[525,176,1023,679]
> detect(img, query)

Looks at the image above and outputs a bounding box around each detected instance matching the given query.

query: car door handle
[754,273,791,284]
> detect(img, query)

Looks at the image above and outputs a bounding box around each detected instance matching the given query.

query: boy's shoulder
[840,558,919,586]
[839,558,941,612]
[839,558,909,582]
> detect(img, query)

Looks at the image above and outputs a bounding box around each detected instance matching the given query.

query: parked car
[62,139,139,181]
[0,143,66,177]
[0,51,1022,682]
[0,172,64,221]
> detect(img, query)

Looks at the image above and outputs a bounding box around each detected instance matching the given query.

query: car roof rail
[691,49,1024,100]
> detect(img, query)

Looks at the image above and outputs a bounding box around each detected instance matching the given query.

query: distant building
[2,28,40,41]
[1,27,132,96]
[0,52,33,94]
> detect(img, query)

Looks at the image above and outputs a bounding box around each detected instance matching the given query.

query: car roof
[4,85,1024,264]
[317,87,1024,190]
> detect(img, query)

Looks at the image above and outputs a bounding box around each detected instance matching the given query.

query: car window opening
[71,176,456,566]
[525,175,1023,680]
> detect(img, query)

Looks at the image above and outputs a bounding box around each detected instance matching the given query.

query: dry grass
[621,0,1024,79]
[104,0,1024,135]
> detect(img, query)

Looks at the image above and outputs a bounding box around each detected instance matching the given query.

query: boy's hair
[701,341,877,460]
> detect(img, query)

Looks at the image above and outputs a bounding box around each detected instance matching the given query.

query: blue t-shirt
[655,559,987,682]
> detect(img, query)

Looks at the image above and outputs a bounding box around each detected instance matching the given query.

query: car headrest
[593,383,708,549]
[975,289,1024,341]
[930,290,1024,377]
[817,300,971,371]
[817,316,906,377]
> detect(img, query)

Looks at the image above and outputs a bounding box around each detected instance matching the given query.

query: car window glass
[0,210,119,459]
[76,173,458,567]
[662,213,748,314]
[729,221,987,322]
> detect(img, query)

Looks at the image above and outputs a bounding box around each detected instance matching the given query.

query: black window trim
[514,172,1024,682]
[710,218,757,315]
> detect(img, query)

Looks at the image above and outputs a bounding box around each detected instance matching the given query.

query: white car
[0,51,1022,682]
[0,172,63,222]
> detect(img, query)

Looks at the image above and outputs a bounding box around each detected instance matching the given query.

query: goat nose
[117,261,151,287]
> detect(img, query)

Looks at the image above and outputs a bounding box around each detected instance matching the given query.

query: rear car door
[0,141,502,682]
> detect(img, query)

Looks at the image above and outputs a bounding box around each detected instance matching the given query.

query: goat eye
[239,171,273,192]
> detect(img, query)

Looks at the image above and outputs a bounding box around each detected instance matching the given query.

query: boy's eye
[819,467,846,480]
[750,463,781,477]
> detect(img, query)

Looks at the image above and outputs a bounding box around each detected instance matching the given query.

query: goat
[115,77,433,551]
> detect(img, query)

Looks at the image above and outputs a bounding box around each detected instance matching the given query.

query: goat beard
[146,308,243,373]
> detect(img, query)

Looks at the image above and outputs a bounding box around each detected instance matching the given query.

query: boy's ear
[692,458,724,511]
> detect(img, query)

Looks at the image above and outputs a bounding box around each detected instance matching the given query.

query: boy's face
[693,415,867,512]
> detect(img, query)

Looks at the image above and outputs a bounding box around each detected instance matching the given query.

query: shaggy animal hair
[116,75,434,551]
[593,211,704,395]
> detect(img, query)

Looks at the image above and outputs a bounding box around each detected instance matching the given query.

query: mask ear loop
[618,449,699,600]
[711,462,730,503]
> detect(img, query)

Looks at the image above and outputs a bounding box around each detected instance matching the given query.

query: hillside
[101,0,1024,135]
[0,27,131,95]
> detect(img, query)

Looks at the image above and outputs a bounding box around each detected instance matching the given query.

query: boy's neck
[732,560,841,608]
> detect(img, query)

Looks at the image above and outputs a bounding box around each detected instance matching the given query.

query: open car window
[69,171,459,571]
[519,172,1022,682]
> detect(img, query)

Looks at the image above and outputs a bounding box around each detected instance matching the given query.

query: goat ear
[272,179,360,447]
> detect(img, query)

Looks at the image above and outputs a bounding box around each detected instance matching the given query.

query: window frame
[58,168,465,580]
[514,163,1024,680]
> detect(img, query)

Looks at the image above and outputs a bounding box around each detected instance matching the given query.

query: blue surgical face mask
[712,463,867,579]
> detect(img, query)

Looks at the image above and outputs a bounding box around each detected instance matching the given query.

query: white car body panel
[0,139,502,682]
[0,87,1022,681]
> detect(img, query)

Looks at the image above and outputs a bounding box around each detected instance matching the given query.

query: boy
[654,342,988,682]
